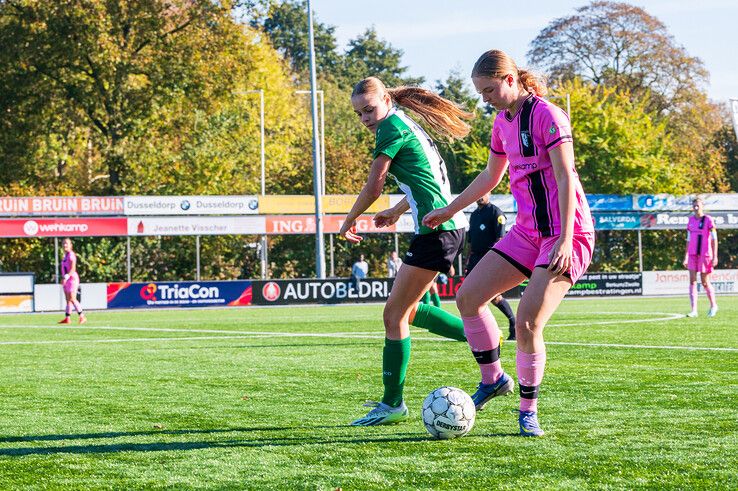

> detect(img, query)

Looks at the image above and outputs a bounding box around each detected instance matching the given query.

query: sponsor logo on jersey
[521,130,531,147]
[513,162,538,172]
[549,124,557,134]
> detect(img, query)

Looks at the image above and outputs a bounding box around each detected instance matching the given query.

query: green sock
[382,337,411,407]
[420,292,430,304]
[412,303,466,342]
[431,292,441,308]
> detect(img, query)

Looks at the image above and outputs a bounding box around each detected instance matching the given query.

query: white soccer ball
[422,386,476,439]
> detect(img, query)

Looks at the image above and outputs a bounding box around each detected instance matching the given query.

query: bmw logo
[180,200,191,211]
[248,199,258,210]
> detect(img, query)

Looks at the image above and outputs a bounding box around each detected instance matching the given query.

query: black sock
[493,298,515,330]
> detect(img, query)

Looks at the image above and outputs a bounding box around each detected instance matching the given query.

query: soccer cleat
[507,328,516,341]
[471,373,514,411]
[79,314,87,324]
[519,410,544,437]
[686,311,698,318]
[350,401,409,426]
[58,317,71,324]
[707,306,718,318]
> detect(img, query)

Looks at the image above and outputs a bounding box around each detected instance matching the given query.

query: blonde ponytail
[352,77,473,141]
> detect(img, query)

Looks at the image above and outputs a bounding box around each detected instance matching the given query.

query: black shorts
[403,228,465,274]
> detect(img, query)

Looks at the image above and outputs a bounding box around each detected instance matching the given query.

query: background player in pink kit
[683,197,719,317]
[59,237,86,324]
[424,49,595,437]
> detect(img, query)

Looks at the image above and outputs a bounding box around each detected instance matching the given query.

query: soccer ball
[422,386,476,439]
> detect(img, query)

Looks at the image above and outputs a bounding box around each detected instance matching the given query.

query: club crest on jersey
[549,124,557,134]
[521,130,531,147]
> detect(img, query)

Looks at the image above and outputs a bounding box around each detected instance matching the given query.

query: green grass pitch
[0,296,736,490]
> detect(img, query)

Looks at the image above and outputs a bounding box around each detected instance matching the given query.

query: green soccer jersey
[373,108,468,235]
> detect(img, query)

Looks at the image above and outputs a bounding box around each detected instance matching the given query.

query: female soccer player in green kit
[340,77,474,426]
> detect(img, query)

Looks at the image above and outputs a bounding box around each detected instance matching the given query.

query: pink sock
[517,349,546,413]
[65,303,72,315]
[72,300,82,314]
[689,283,697,311]
[704,284,717,309]
[462,310,503,384]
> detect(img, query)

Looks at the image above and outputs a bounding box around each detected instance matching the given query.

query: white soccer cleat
[350,401,408,426]
[707,306,718,318]
[686,311,698,318]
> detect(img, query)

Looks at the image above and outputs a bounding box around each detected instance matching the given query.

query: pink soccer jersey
[490,94,593,237]
[62,251,79,280]
[687,214,715,257]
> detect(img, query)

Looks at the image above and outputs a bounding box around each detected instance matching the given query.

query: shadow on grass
[0,426,516,456]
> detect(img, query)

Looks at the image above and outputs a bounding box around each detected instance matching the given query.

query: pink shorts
[687,254,713,274]
[63,274,80,294]
[492,225,595,283]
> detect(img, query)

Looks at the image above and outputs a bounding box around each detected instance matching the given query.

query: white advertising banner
[124,196,259,215]
[633,194,738,211]
[388,194,517,213]
[642,269,738,296]
[128,216,265,236]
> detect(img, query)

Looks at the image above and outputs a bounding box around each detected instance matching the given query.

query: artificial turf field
[0,296,736,490]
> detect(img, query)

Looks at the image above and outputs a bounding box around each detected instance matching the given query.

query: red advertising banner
[0,197,124,216]
[265,214,395,234]
[0,218,128,237]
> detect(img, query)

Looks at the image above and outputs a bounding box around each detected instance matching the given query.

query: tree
[247,0,340,79]
[341,28,423,88]
[528,1,729,193]
[528,1,707,113]
[1,0,253,192]
[553,78,679,194]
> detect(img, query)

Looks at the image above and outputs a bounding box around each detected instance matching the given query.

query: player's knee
[382,303,403,330]
[515,318,543,338]
[455,288,482,317]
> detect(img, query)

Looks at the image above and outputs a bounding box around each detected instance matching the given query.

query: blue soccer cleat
[518,410,545,437]
[470,372,514,411]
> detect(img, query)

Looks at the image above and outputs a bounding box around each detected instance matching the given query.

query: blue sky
[313,0,737,102]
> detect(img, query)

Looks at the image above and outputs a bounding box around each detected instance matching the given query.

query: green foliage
[552,78,678,194]
[247,0,340,79]
[433,69,507,192]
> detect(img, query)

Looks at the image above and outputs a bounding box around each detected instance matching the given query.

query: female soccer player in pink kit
[424,50,595,436]
[59,238,86,324]
[683,197,718,317]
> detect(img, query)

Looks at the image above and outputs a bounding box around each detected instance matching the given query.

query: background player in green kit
[339,76,473,426]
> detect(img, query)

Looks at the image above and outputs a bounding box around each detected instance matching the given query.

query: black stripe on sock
[519,384,540,399]
[472,346,500,365]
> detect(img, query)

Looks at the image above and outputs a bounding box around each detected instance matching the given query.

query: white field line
[0,332,735,352]
[545,341,738,352]
[0,312,736,351]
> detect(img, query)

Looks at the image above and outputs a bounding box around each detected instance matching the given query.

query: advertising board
[107,281,253,308]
